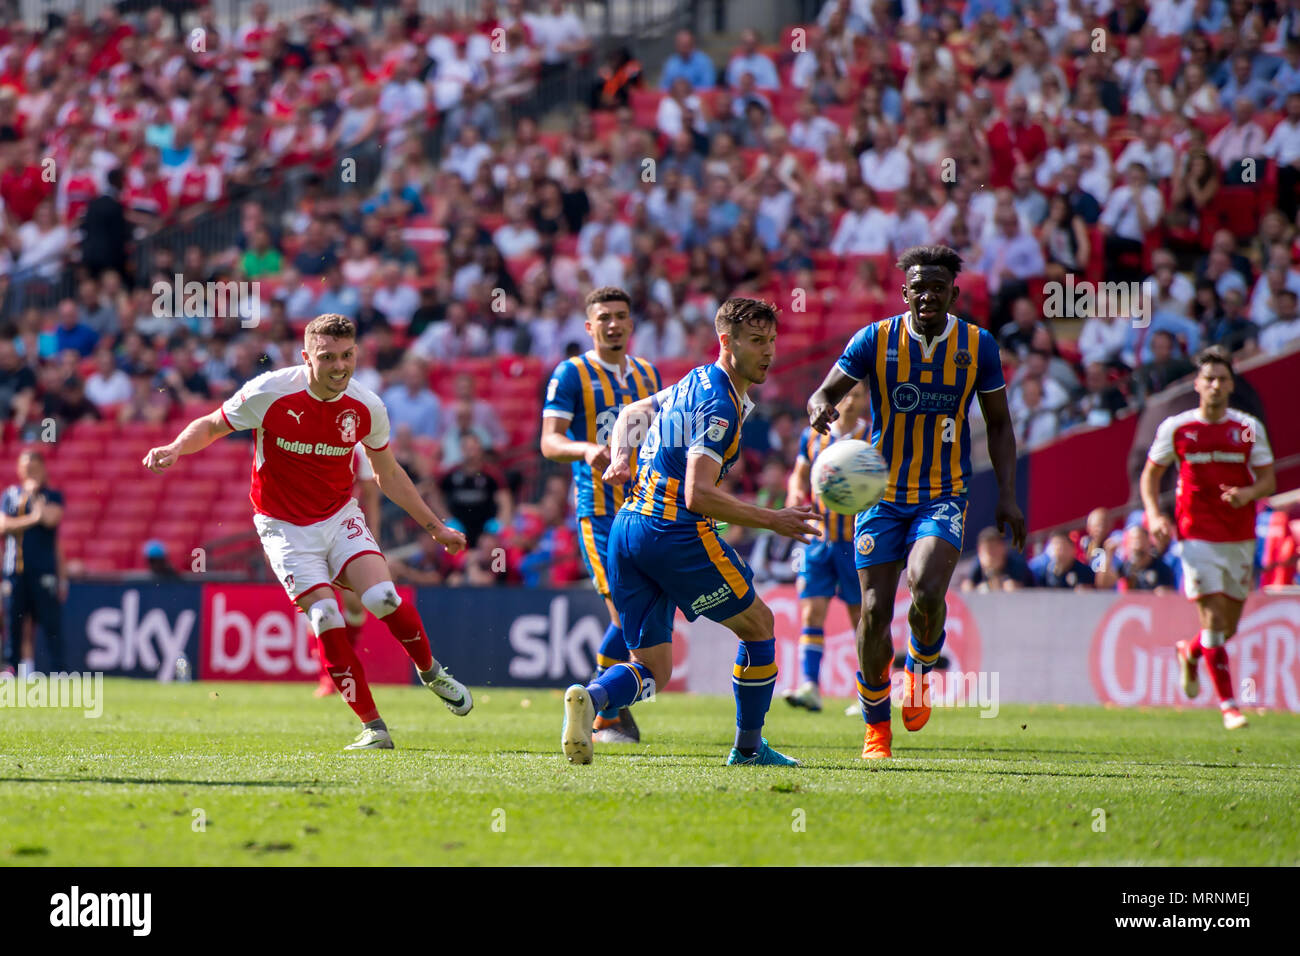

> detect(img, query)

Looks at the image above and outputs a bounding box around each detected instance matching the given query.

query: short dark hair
[896,244,964,278]
[304,313,357,342]
[583,286,631,311]
[1048,529,1073,544]
[714,297,779,335]
[1194,344,1234,377]
[977,527,1004,545]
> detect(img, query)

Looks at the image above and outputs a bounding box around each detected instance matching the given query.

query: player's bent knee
[306,598,345,636]
[359,582,402,618]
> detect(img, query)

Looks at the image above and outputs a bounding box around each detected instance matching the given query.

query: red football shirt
[1147,408,1273,543]
[220,366,391,524]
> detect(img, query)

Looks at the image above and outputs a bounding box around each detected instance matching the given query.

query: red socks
[317,625,379,722]
[1201,644,1236,705]
[379,599,434,672]
[1187,635,1205,660]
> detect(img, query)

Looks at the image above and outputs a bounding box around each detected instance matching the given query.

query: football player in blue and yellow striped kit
[781,382,871,712]
[807,246,1026,759]
[560,297,821,766]
[541,287,663,744]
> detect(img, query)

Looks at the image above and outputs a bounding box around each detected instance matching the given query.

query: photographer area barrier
[49,583,1300,711]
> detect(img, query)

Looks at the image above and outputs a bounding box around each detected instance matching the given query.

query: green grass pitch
[2,679,1298,866]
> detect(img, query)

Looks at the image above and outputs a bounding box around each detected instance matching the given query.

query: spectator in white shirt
[657,76,704,140]
[1113,35,1157,101]
[1248,262,1300,325]
[84,347,132,409]
[1208,97,1267,178]
[445,124,495,183]
[789,96,841,157]
[1064,136,1114,200]
[579,231,626,288]
[633,299,688,361]
[378,61,428,132]
[427,38,486,112]
[977,203,1047,303]
[493,199,542,259]
[858,121,912,193]
[1012,375,1061,449]
[1077,313,1131,367]
[410,301,491,360]
[12,201,71,280]
[1260,289,1300,352]
[1264,92,1300,221]
[577,201,633,258]
[372,263,420,328]
[887,189,932,255]
[1100,161,1163,281]
[1149,0,1197,35]
[526,0,591,69]
[1117,124,1178,182]
[829,185,897,256]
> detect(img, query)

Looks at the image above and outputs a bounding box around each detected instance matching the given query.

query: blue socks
[594,623,629,718]
[587,660,655,714]
[905,630,945,676]
[799,627,824,684]
[857,669,891,725]
[733,639,777,752]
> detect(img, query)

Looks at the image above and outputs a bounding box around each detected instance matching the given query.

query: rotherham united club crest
[336,409,359,444]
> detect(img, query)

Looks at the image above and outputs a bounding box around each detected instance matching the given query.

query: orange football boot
[861,720,892,759]
[901,668,931,731]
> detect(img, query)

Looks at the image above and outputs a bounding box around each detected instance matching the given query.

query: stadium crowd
[1,0,1300,591]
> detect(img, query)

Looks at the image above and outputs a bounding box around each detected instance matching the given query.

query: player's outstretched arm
[978,387,1027,551]
[601,395,659,486]
[363,444,466,554]
[685,453,821,542]
[787,456,810,508]
[142,410,233,473]
[807,365,856,434]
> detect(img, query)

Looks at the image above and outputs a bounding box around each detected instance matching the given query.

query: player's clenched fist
[769,503,822,543]
[142,445,179,473]
[807,399,839,434]
[433,525,468,555]
[585,443,612,475]
[602,456,631,486]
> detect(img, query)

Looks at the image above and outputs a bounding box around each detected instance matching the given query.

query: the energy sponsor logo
[200,585,413,683]
[1042,274,1153,327]
[50,886,150,936]
[1090,595,1300,709]
[83,588,197,681]
[508,594,604,681]
[763,584,981,698]
[0,671,103,717]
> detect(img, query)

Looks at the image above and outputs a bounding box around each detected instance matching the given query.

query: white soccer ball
[810,438,888,515]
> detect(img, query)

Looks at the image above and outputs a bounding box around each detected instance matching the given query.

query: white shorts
[1179,539,1255,603]
[253,498,382,601]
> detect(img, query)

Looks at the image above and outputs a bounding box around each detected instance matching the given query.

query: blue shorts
[798,539,862,604]
[607,511,754,649]
[854,496,968,569]
[577,515,613,598]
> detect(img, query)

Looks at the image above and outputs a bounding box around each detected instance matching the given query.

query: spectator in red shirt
[1,139,53,224]
[986,93,1047,190]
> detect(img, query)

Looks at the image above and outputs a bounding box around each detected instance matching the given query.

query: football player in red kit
[144,314,471,750]
[1141,346,1275,730]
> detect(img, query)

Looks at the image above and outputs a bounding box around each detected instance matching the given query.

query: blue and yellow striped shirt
[543,351,662,518]
[797,419,869,541]
[626,363,752,525]
[836,313,1004,504]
